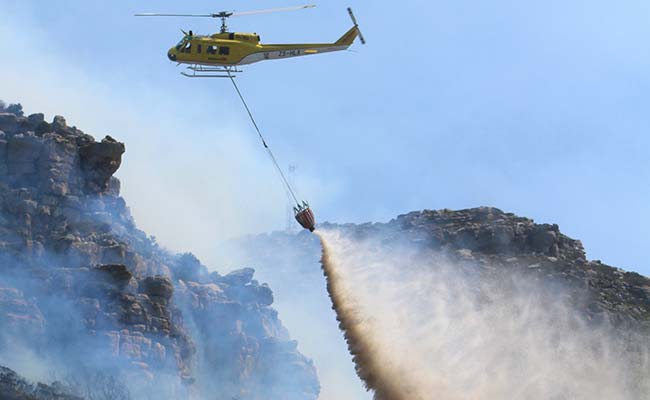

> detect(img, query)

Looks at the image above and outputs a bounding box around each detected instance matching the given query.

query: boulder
[35,121,52,136]
[27,113,45,127]
[141,276,174,300]
[96,264,133,289]
[221,267,255,286]
[52,115,67,132]
[101,243,126,264]
[79,136,125,193]
[172,252,207,282]
[528,227,558,254]
[0,113,18,134]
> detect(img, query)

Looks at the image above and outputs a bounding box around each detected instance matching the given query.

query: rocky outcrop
[175,268,318,399]
[0,366,81,400]
[365,207,650,328]
[249,207,649,330]
[0,109,319,399]
[228,207,650,386]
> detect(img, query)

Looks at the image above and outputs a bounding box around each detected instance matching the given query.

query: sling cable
[227,72,316,232]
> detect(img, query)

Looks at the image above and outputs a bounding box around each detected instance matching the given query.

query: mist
[317,228,650,400]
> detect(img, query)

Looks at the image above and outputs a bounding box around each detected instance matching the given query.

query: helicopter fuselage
[168,25,359,66]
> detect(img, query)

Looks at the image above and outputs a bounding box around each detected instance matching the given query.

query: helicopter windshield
[175,38,188,50]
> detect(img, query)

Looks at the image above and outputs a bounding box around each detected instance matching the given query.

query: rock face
[240,208,650,331]
[0,110,319,400]
[225,207,650,397]
[362,208,650,329]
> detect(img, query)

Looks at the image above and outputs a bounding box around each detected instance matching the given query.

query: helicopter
[135,5,365,77]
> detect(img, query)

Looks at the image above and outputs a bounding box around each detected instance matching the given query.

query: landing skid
[180,65,243,78]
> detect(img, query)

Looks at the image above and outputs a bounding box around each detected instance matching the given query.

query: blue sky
[1,0,648,274]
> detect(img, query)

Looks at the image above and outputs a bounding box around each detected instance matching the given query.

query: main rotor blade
[231,4,315,17]
[134,13,215,17]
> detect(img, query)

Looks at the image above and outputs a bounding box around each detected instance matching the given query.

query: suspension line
[227,72,301,206]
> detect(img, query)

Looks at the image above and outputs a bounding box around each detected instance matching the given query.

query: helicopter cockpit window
[219,46,230,56]
[182,42,192,53]
[175,38,187,51]
[207,45,218,55]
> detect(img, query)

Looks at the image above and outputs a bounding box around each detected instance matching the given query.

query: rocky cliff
[233,208,650,331]
[331,209,650,329]
[223,208,650,396]
[0,107,319,400]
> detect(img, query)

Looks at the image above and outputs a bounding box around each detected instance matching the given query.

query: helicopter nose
[168,50,177,61]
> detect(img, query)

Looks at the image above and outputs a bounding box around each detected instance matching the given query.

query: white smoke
[318,228,650,400]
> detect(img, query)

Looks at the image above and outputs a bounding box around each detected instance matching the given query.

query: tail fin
[335,26,359,46]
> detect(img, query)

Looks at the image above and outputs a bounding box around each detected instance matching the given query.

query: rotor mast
[214,11,233,33]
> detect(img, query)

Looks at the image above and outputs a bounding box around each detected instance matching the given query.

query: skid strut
[181,65,243,78]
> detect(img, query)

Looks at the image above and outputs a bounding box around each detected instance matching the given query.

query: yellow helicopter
[135,5,365,77]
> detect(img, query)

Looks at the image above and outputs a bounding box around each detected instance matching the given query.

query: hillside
[232,208,650,329]
[223,208,650,397]
[1,104,648,399]
[0,108,319,400]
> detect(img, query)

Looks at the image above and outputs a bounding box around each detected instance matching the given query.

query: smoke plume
[317,228,649,400]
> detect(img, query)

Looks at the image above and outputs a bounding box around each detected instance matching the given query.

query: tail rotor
[347,7,366,44]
